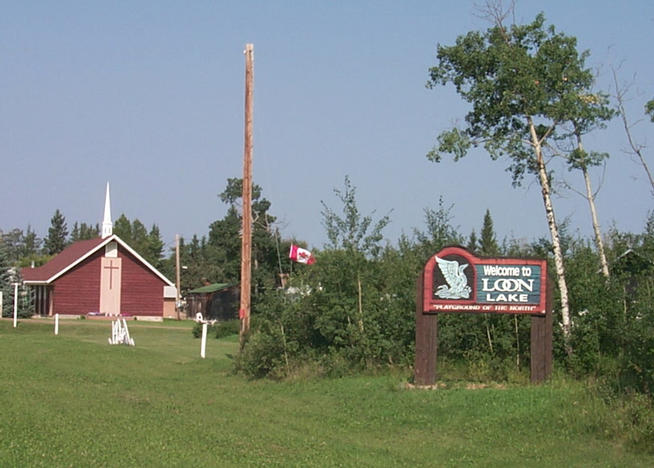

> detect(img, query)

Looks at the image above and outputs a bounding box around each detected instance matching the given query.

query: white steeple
[102,182,113,239]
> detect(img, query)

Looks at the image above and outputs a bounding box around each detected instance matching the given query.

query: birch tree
[612,71,654,195]
[554,85,614,278]
[426,12,595,346]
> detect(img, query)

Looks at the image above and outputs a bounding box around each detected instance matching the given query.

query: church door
[100,257,122,316]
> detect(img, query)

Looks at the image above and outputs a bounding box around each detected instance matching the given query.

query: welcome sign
[422,246,547,314]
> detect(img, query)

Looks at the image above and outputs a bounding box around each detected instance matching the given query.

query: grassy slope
[0,319,651,467]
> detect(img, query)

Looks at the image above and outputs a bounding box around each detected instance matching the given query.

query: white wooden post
[200,322,208,358]
[13,283,18,328]
[108,318,134,346]
[54,313,59,335]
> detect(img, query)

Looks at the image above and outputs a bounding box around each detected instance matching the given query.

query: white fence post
[54,313,59,335]
[13,283,18,328]
[200,322,208,358]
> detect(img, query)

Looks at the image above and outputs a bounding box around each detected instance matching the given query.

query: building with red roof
[21,184,176,320]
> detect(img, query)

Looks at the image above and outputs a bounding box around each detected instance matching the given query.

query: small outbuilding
[185,283,239,322]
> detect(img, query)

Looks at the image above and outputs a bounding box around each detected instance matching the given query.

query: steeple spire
[102,182,113,238]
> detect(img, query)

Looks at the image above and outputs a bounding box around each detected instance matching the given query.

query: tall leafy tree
[426,11,596,345]
[318,176,392,349]
[321,175,390,258]
[564,135,612,278]
[612,70,654,195]
[413,196,463,258]
[44,209,68,255]
[551,71,614,278]
[206,178,284,297]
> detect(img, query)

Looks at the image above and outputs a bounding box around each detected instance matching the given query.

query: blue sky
[2,1,653,252]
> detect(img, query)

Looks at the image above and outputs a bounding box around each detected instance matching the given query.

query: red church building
[21,184,176,320]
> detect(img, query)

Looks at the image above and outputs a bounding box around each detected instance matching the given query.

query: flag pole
[239,43,254,349]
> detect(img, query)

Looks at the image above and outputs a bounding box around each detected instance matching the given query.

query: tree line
[0,210,166,269]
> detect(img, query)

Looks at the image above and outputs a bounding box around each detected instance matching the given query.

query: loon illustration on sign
[423,246,547,315]
[435,256,471,299]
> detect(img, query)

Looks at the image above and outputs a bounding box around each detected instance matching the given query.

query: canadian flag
[289,244,315,265]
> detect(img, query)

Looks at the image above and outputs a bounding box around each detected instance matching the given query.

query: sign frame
[414,246,552,386]
[423,246,547,315]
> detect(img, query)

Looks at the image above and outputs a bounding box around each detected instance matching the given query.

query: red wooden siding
[48,244,166,317]
[118,246,165,316]
[52,251,102,315]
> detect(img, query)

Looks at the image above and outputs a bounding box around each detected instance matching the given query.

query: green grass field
[1,318,652,467]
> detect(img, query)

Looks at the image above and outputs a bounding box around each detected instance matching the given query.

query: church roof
[22,238,105,283]
[21,234,174,287]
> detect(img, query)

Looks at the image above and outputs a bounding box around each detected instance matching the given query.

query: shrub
[236,328,288,379]
[191,322,214,338]
[215,319,240,338]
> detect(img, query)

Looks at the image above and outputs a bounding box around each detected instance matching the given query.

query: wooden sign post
[530,280,553,383]
[414,246,552,385]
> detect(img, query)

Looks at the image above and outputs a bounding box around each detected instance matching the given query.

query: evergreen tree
[130,219,149,255]
[0,237,12,317]
[467,229,479,254]
[113,214,132,241]
[21,225,40,258]
[113,214,151,257]
[178,234,223,291]
[44,209,68,255]
[70,222,99,242]
[206,206,243,283]
[70,222,80,243]
[146,224,164,269]
[479,209,499,256]
[1,228,24,263]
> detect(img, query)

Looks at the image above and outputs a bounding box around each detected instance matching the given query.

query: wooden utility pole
[175,234,181,320]
[239,43,254,348]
